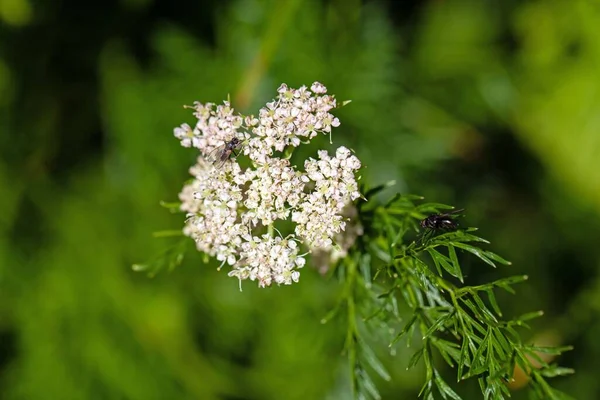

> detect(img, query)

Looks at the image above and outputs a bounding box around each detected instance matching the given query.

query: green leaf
[497,282,516,295]
[320,301,343,324]
[365,181,397,198]
[388,295,400,319]
[486,289,502,317]
[456,275,527,296]
[482,250,512,266]
[543,386,576,400]
[395,193,425,201]
[468,328,492,378]
[407,347,424,370]
[429,230,490,245]
[359,338,391,381]
[539,366,575,378]
[377,208,397,245]
[359,253,373,284]
[529,377,546,399]
[434,369,462,400]
[363,307,384,323]
[416,203,456,213]
[383,194,404,209]
[460,298,487,324]
[426,248,444,276]
[423,345,434,383]
[531,372,576,400]
[409,258,439,295]
[391,224,408,247]
[491,329,512,356]
[494,274,528,286]
[456,307,486,336]
[431,338,461,368]
[524,345,574,355]
[369,241,391,263]
[457,337,471,381]
[385,207,416,216]
[452,243,497,268]
[472,294,498,323]
[152,229,185,238]
[418,379,434,398]
[423,310,455,339]
[357,368,382,400]
[159,200,182,212]
[391,314,417,346]
[426,248,463,281]
[132,238,188,277]
[447,245,464,283]
[517,310,545,322]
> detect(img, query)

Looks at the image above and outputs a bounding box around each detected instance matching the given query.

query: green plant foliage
[322,189,573,399]
[2,0,599,399]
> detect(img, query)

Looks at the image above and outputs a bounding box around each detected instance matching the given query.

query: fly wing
[205,143,227,166]
[440,208,465,217]
[205,139,243,168]
[212,154,230,169]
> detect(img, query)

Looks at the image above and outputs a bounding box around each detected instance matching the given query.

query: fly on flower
[175,82,361,288]
[206,137,243,168]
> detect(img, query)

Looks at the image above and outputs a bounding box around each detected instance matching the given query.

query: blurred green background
[2,0,600,398]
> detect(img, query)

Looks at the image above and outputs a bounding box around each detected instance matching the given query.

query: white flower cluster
[292,147,361,248]
[175,82,362,288]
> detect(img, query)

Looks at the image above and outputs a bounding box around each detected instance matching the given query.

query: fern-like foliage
[329,185,574,400]
[136,184,573,399]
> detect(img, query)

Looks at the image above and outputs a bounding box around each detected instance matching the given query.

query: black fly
[206,137,242,168]
[419,208,464,241]
[420,208,464,231]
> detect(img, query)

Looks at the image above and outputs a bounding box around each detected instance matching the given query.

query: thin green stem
[268,223,274,238]
[345,255,359,397]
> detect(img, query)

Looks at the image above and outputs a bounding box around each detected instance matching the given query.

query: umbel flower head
[175,82,362,288]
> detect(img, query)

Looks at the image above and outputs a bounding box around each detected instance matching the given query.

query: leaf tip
[132,264,145,271]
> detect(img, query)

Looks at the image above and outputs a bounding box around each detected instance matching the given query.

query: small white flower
[174,123,195,148]
[310,82,327,94]
[175,83,362,288]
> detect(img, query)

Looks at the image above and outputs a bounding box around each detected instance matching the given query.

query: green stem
[345,255,359,397]
[233,0,302,109]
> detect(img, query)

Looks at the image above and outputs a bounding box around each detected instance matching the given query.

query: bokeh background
[1,0,600,398]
